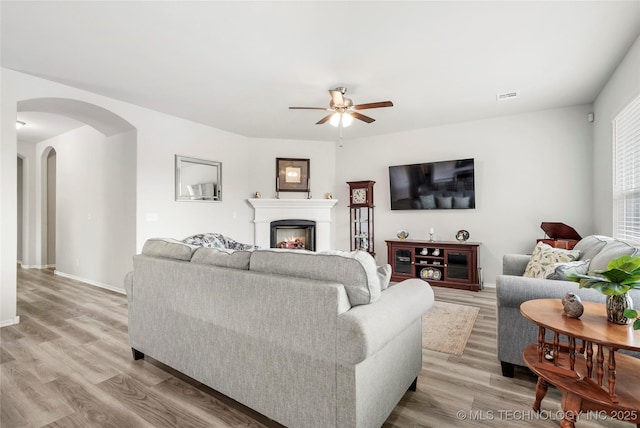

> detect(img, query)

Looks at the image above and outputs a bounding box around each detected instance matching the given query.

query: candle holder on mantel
[429,228,435,242]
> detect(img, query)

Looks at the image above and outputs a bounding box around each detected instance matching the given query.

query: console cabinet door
[390,246,414,280]
[444,249,474,284]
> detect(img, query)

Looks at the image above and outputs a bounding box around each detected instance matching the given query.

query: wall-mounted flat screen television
[389,158,475,210]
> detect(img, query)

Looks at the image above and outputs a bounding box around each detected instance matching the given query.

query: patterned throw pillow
[522,242,580,279]
[183,233,259,251]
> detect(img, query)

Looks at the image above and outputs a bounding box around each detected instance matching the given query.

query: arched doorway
[17,98,137,292]
[41,147,56,268]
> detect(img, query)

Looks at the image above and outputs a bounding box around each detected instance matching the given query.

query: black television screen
[389,158,475,210]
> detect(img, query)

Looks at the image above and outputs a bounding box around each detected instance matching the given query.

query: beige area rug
[422,301,480,356]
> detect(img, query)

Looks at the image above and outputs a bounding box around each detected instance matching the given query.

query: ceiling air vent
[496,91,519,101]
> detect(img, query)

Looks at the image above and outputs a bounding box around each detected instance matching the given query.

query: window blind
[613,94,640,243]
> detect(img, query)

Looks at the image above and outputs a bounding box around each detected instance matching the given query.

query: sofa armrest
[495,275,606,370]
[496,275,606,308]
[124,271,133,296]
[502,254,531,276]
[495,275,640,369]
[336,278,434,365]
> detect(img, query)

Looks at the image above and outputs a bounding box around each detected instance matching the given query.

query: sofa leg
[408,377,417,391]
[132,348,144,360]
[501,361,514,378]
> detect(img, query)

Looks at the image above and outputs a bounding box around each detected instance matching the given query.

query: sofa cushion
[191,247,251,270]
[377,264,392,290]
[142,238,198,261]
[453,196,471,209]
[523,242,580,279]
[589,240,639,271]
[546,259,591,281]
[249,249,381,305]
[419,194,436,209]
[436,196,453,209]
[573,235,611,262]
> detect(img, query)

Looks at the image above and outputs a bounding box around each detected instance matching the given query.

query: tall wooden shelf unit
[347,180,375,256]
[386,239,481,291]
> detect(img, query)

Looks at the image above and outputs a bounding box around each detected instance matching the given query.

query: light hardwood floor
[1,268,627,427]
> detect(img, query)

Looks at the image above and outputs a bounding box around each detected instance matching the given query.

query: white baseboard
[53,270,126,295]
[19,263,56,269]
[0,316,20,327]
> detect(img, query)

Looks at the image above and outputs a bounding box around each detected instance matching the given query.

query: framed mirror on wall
[175,155,222,201]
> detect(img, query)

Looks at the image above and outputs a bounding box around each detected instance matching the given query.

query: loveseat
[496,235,640,377]
[124,239,434,428]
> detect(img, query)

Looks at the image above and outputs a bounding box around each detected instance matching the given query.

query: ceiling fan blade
[316,114,334,125]
[353,101,394,110]
[329,89,345,107]
[351,112,375,123]
[289,107,329,110]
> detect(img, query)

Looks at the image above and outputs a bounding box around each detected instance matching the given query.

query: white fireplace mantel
[248,198,339,251]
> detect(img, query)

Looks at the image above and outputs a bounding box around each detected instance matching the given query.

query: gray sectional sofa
[124,239,434,428]
[496,235,640,377]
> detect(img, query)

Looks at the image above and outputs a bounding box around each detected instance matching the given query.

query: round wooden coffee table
[520,299,640,428]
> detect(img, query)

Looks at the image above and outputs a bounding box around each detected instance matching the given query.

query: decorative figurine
[456,229,470,242]
[396,230,409,240]
[254,192,261,199]
[561,292,584,318]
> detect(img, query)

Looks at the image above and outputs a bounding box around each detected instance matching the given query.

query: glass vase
[606,293,633,325]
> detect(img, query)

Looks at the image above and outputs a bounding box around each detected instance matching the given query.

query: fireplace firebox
[270,220,316,251]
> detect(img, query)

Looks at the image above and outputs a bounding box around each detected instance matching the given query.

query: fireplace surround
[248,198,339,252]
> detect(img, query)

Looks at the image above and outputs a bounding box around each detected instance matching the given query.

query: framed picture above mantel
[276,158,310,192]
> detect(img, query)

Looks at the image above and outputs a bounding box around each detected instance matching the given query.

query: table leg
[607,348,619,403]
[560,392,582,428]
[533,377,549,412]
[537,326,545,362]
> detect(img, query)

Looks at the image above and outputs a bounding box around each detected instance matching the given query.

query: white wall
[32,126,136,292]
[335,105,595,283]
[1,68,20,326]
[593,35,640,235]
[134,117,254,246]
[1,68,337,324]
[246,138,338,246]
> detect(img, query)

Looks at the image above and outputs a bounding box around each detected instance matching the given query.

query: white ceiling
[3,1,640,143]
[15,111,84,145]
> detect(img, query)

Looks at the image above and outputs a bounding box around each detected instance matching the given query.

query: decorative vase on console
[566,254,640,326]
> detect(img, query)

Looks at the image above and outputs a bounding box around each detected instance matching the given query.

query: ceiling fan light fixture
[342,112,353,127]
[330,112,341,127]
[16,120,26,129]
[289,87,393,128]
[329,112,353,128]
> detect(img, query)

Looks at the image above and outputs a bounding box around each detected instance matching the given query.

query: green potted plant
[623,308,640,330]
[566,255,640,326]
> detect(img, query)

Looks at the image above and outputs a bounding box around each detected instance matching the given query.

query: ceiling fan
[289,87,393,127]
